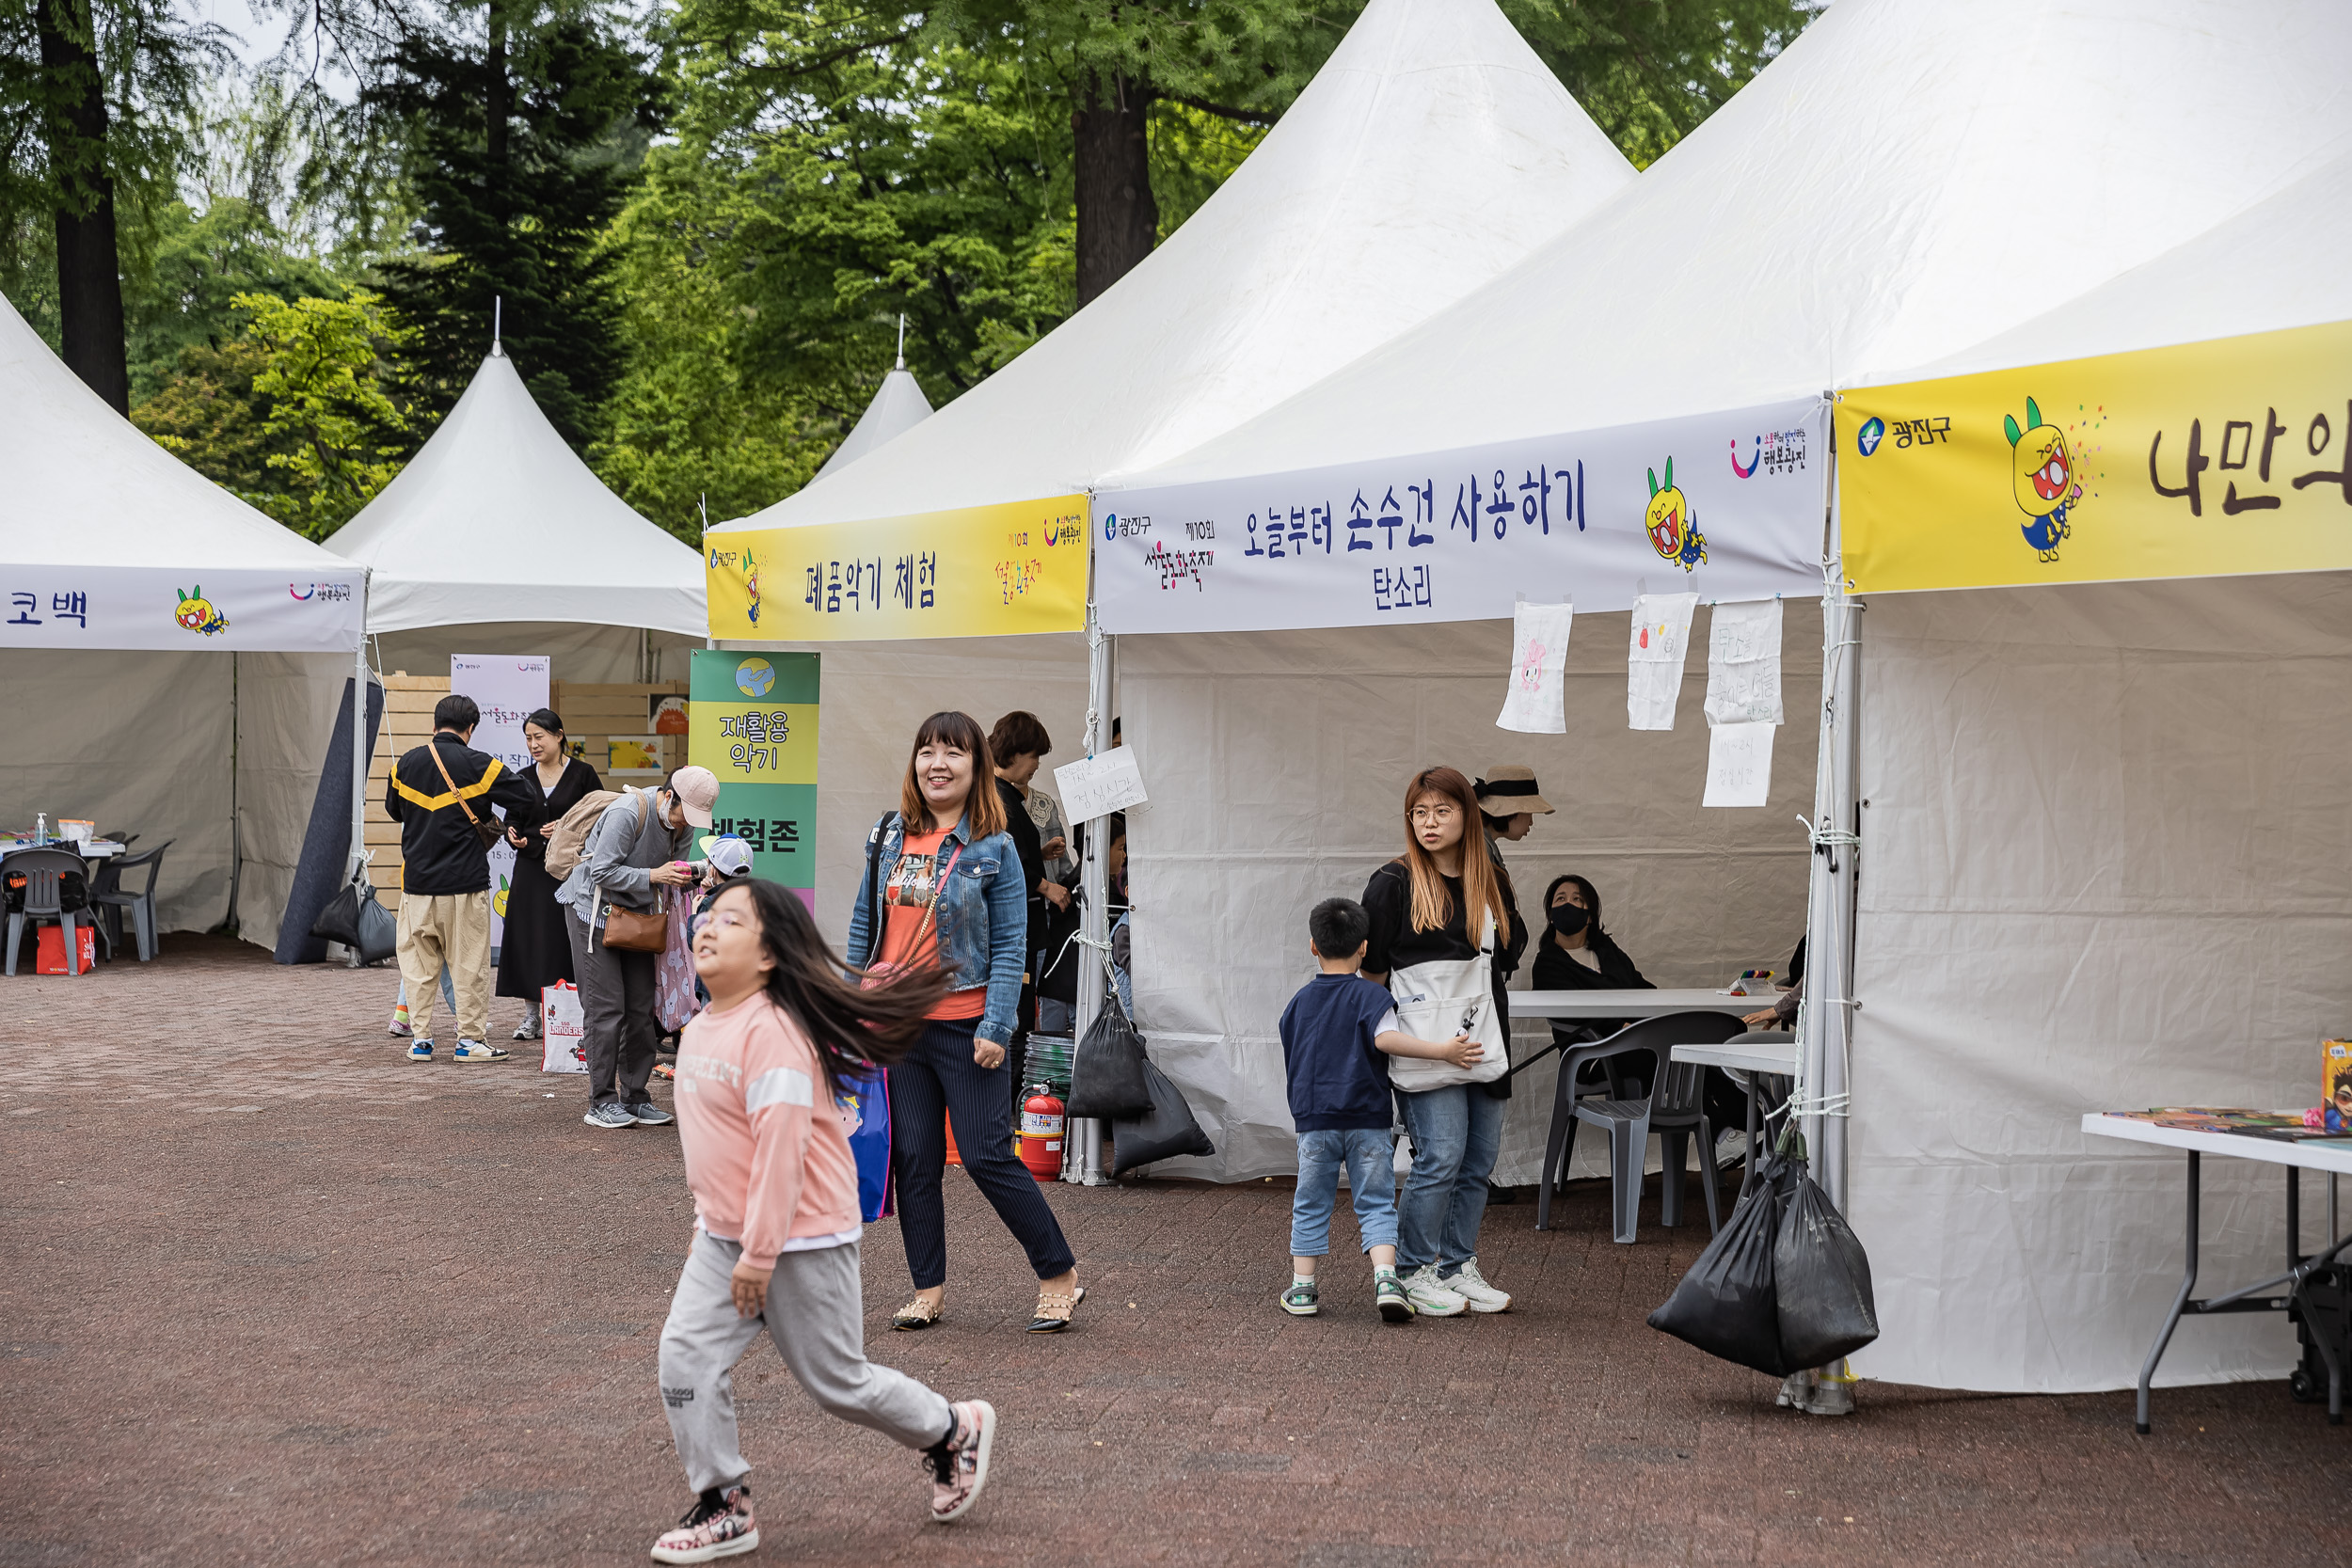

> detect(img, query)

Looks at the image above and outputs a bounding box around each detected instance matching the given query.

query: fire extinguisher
[1018,1085,1066,1181]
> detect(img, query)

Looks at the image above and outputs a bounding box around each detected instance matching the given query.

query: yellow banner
[1839,320,2352,593]
[705,497,1089,641]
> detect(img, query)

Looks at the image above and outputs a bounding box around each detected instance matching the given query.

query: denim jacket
[846,810,1025,1048]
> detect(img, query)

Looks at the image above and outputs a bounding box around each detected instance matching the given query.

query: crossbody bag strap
[863,811,897,963]
[427,738,490,835]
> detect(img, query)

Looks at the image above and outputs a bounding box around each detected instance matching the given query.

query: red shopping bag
[37,924,98,974]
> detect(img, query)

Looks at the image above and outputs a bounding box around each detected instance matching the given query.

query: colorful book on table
[2106,1108,2352,1144]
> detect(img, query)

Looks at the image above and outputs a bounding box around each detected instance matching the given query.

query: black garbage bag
[1110,1058,1215,1174]
[1646,1153,1798,1376]
[310,866,398,966]
[1066,990,1152,1119]
[1773,1168,1880,1368]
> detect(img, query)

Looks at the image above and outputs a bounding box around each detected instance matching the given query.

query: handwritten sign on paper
[1496,600,1574,734]
[1054,746,1150,825]
[1705,598,1784,726]
[1627,592,1699,731]
[1703,721,1775,807]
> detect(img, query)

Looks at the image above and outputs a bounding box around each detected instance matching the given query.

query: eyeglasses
[691,909,750,936]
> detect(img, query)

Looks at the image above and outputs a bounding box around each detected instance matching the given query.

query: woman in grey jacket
[559,766,719,1129]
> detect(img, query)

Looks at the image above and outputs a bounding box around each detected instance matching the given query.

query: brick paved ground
[3,937,2340,1566]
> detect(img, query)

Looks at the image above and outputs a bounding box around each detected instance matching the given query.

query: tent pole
[353,570,373,902]
[1067,567,1114,1186]
[225,651,242,934]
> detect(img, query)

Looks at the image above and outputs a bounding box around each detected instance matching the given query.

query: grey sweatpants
[660,1230,954,1494]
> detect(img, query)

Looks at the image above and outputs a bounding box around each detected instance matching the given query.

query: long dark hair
[1543,874,1606,937]
[899,711,1007,838]
[736,879,946,1096]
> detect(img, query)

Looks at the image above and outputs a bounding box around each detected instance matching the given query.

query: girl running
[650,878,997,1563]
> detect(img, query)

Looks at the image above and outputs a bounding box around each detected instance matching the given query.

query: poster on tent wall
[1093,399,1826,635]
[704,497,1088,641]
[1840,319,2352,594]
[0,565,363,651]
[690,650,818,911]
[450,655,548,948]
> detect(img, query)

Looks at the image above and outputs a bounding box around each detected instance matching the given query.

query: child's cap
[699,835,755,878]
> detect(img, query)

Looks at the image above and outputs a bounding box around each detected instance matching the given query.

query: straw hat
[1474,764,1554,815]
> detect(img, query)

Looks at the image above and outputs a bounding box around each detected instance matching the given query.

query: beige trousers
[396,891,492,1043]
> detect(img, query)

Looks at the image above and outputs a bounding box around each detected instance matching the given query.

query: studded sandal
[892,1295,945,1332]
[1027,1284,1086,1333]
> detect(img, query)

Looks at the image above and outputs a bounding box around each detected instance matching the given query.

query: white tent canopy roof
[814,365,933,481]
[714,0,1634,532]
[1119,0,2352,493]
[1,293,348,577]
[325,348,706,635]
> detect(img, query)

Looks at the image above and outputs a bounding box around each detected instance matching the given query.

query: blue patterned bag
[837,1065,894,1221]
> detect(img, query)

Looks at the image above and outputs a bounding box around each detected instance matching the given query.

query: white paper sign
[453,655,550,948]
[1627,593,1698,731]
[1053,746,1149,824]
[1705,598,1784,726]
[1496,600,1574,734]
[1095,399,1827,636]
[1703,721,1776,807]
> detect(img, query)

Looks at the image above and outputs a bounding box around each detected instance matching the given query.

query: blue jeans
[1396,1085,1505,1274]
[398,970,456,1012]
[1290,1129,1399,1257]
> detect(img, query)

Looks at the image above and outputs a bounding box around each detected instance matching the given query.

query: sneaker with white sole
[650,1483,758,1563]
[451,1039,508,1062]
[582,1102,637,1130]
[625,1101,675,1126]
[1279,1279,1320,1317]
[512,1020,541,1041]
[1401,1265,1467,1317]
[926,1399,996,1522]
[406,1039,434,1061]
[1444,1257,1512,1314]
[388,1006,412,1037]
[1375,1275,1415,1323]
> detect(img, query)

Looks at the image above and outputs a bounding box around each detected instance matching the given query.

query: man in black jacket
[387,693,544,1060]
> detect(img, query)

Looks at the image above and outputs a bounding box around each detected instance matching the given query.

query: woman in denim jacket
[850,711,1083,1336]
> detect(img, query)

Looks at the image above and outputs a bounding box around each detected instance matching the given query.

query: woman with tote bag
[1359,766,1526,1320]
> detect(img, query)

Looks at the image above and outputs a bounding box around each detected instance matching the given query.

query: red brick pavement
[2,937,2338,1566]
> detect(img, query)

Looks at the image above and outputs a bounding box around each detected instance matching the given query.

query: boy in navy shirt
[1279,897,1483,1321]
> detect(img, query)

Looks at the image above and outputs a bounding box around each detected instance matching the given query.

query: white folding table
[1513,989,1766,1020]
[2081,1112,2352,1433]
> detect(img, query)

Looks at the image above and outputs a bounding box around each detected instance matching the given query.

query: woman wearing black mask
[1529,875,1652,1042]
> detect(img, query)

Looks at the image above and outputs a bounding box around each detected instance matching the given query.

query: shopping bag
[36,923,97,974]
[1645,1152,1797,1376]
[1066,990,1152,1119]
[1110,1057,1215,1174]
[542,982,587,1073]
[1773,1168,1880,1369]
[310,866,397,964]
[654,897,699,1032]
[838,1065,894,1222]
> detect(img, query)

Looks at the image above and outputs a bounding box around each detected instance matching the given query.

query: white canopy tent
[325,345,707,682]
[813,350,932,483]
[707,0,1642,1006]
[0,293,367,951]
[1837,150,2352,1394]
[1097,0,2352,1266]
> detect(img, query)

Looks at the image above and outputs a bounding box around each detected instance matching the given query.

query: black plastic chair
[1534,1010,1742,1242]
[3,848,96,976]
[91,841,169,962]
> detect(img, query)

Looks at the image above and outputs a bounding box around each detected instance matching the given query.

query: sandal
[1027,1284,1086,1334]
[892,1295,945,1332]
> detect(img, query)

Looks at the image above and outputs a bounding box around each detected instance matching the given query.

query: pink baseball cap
[669,765,720,828]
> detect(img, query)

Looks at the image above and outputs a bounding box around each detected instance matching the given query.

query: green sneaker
[1375,1275,1415,1323]
[1279,1280,1320,1317]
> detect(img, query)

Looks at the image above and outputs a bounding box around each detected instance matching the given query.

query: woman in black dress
[499,708,602,1039]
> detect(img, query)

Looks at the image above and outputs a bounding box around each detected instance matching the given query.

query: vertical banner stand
[1066,587,1116,1185]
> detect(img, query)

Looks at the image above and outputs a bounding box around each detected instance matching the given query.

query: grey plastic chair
[1534,1010,1741,1242]
[90,841,169,962]
[3,848,96,976]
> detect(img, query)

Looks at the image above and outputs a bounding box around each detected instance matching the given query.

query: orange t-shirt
[879,827,988,1021]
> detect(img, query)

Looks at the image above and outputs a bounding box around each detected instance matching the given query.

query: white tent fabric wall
[813,367,932,483]
[716,636,1090,954]
[1120,614,1819,1182]
[232,652,363,944]
[372,623,701,687]
[1850,575,2352,1392]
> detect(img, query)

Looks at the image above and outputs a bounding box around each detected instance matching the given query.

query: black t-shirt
[1360,861,1525,981]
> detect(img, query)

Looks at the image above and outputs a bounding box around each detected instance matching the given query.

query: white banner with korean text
[0,565,364,651]
[451,654,550,950]
[1094,399,1828,635]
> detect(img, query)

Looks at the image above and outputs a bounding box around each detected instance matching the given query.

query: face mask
[1548,902,1590,936]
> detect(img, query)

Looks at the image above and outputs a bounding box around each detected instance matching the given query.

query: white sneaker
[1446,1258,1512,1314]
[1401,1266,1467,1318]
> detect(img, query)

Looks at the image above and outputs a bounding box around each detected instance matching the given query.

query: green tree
[230,290,414,536]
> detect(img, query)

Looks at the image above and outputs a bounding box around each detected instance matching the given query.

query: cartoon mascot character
[2005,397,2083,560]
[174,586,229,637]
[1644,458,1707,572]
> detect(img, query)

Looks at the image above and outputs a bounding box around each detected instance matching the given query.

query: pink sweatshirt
[674,992,861,1269]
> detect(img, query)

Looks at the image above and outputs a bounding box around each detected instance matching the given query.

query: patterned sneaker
[1401,1265,1467,1318]
[1279,1279,1320,1317]
[1445,1258,1513,1314]
[1375,1275,1415,1323]
[650,1484,758,1563]
[451,1039,509,1062]
[926,1400,996,1523]
[582,1102,637,1131]
[512,1018,541,1041]
[625,1101,675,1127]
[388,1006,412,1037]
[406,1039,434,1061]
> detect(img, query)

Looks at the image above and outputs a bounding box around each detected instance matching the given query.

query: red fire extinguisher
[1017,1085,1066,1181]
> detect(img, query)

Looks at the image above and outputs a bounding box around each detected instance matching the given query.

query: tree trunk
[1072,72,1157,309]
[35,0,129,413]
